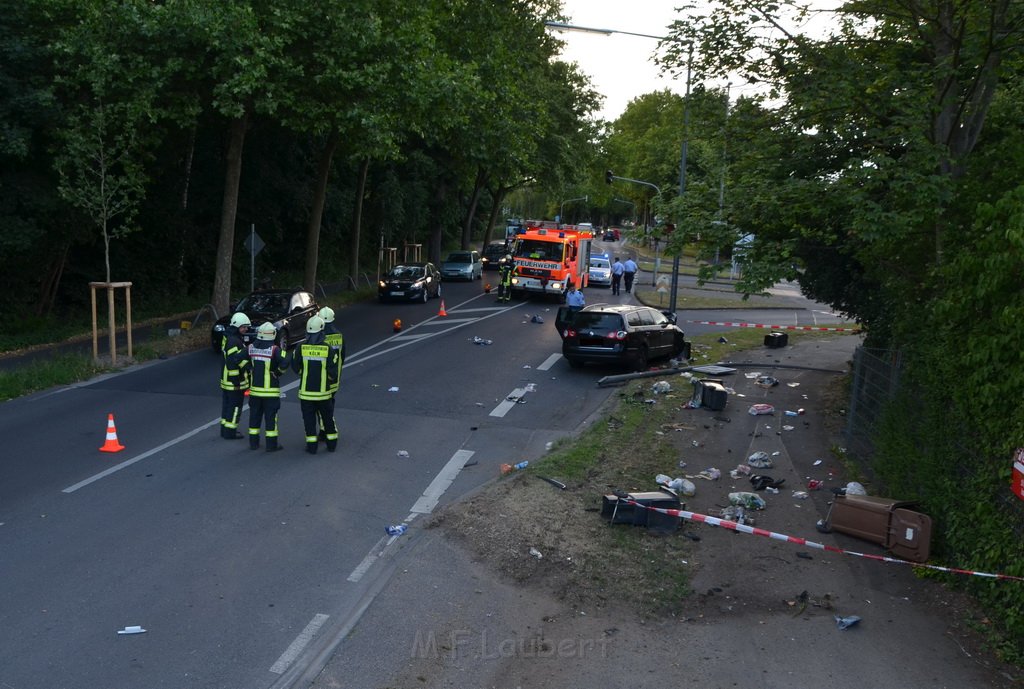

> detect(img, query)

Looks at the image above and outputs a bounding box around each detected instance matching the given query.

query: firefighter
[292,315,339,454]
[498,255,515,302]
[247,322,289,452]
[220,312,251,439]
[318,306,345,441]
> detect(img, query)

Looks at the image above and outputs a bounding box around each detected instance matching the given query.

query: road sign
[1013,448,1024,501]
[244,232,265,256]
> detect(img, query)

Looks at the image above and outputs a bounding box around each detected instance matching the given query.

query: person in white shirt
[623,257,639,293]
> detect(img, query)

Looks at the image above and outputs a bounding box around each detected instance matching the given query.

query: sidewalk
[310,335,1018,689]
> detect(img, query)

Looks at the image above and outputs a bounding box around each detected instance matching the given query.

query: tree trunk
[429,179,448,264]
[212,112,248,316]
[483,184,510,246]
[461,167,487,249]
[303,130,340,293]
[350,157,369,280]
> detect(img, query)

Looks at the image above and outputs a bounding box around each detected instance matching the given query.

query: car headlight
[511,277,520,285]
[551,281,563,290]
[413,280,425,289]
[379,281,387,288]
[213,324,226,332]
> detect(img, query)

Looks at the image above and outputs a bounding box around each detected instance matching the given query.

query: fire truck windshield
[515,240,563,262]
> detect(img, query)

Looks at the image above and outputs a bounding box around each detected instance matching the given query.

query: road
[0,270,852,689]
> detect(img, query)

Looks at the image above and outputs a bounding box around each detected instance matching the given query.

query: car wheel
[566,357,584,369]
[633,345,649,372]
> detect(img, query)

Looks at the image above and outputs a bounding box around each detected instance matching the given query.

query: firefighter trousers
[301,399,337,454]
[248,395,281,450]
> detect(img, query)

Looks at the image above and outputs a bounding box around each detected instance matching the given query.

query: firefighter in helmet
[498,254,515,303]
[220,312,251,439]
[247,322,289,452]
[317,306,345,442]
[292,315,340,454]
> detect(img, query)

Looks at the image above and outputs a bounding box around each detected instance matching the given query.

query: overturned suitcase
[691,377,728,411]
[601,490,682,532]
[764,331,788,348]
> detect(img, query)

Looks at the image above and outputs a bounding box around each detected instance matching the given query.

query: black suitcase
[691,377,728,411]
[602,491,681,532]
[764,331,788,348]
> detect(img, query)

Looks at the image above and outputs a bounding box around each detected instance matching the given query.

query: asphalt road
[0,268,854,689]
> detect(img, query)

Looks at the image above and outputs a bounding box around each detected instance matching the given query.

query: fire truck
[509,225,593,301]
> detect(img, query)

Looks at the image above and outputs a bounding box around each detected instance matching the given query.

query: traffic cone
[438,300,448,317]
[99,413,125,453]
[393,318,403,332]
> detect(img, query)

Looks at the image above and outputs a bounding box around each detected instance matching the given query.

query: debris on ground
[748,403,775,415]
[747,451,774,468]
[728,492,767,509]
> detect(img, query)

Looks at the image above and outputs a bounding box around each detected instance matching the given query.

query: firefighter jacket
[323,322,345,395]
[247,339,289,397]
[499,262,515,285]
[292,331,339,401]
[220,326,251,391]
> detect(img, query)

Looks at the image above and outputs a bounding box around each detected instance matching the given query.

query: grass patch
[0,355,110,401]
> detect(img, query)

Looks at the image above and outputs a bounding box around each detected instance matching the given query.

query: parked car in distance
[602,230,617,241]
[481,241,509,271]
[210,288,319,352]
[555,303,689,371]
[378,262,442,303]
[440,250,483,281]
[588,253,612,288]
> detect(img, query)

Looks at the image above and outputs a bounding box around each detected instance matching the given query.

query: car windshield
[590,259,610,269]
[445,253,472,264]
[389,265,424,279]
[573,313,624,331]
[238,293,290,314]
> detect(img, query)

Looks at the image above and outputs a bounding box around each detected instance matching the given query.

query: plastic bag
[748,403,775,416]
[728,492,766,510]
[747,451,774,469]
[652,381,671,394]
[846,481,867,496]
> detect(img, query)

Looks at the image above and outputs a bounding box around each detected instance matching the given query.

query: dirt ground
[314,335,1022,689]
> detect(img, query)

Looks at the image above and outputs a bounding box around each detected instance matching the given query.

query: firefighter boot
[266,437,283,453]
[305,441,318,455]
[249,434,260,450]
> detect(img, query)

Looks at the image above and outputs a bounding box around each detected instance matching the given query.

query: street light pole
[559,195,588,226]
[545,20,693,314]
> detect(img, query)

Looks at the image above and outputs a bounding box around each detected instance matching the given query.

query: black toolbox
[601,490,682,532]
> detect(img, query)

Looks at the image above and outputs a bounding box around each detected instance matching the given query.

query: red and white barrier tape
[685,320,861,332]
[627,500,1024,583]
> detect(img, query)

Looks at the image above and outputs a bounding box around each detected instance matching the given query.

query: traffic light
[605,169,614,185]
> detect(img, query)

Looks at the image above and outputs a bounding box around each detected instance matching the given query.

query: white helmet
[306,315,325,334]
[229,312,251,328]
[318,306,335,323]
[256,322,277,341]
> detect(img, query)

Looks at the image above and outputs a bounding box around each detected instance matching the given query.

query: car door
[471,251,482,279]
[643,308,673,355]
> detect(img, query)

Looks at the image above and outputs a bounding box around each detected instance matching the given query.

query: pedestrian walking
[219,313,251,439]
[623,256,638,293]
[247,322,289,452]
[611,257,625,295]
[292,315,340,454]
[566,284,585,311]
[318,306,345,441]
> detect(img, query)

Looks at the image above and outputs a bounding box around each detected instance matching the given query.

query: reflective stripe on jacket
[323,326,345,394]
[248,341,289,397]
[293,342,338,401]
[220,330,250,391]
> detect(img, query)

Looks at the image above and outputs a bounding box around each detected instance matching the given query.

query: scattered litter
[691,440,702,448]
[529,547,543,559]
[545,441,554,451]
[397,450,410,458]
[747,451,774,469]
[744,371,763,379]
[463,460,479,467]
[691,365,735,375]
[792,491,809,499]
[785,409,806,416]
[771,451,781,456]
[388,386,399,392]
[729,463,754,479]
[652,381,672,394]
[522,364,532,369]
[538,476,567,490]
[717,336,728,343]
[720,505,754,525]
[385,524,408,537]
[525,383,537,393]
[782,425,795,431]
[678,460,688,469]
[661,422,697,432]
[787,382,801,387]
[846,481,868,496]
[500,461,530,474]
[796,551,813,560]
[683,532,701,541]
[656,474,696,496]
[530,315,544,324]
[750,475,785,490]
[835,615,861,630]
[728,492,767,510]
[813,459,822,466]
[807,479,823,490]
[755,376,779,388]
[748,403,775,416]
[713,416,731,423]
[699,468,721,481]
[766,486,779,494]
[472,336,493,345]
[117,626,146,635]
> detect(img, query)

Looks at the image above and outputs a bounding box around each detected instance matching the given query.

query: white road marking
[537,353,562,371]
[269,613,329,674]
[490,388,528,417]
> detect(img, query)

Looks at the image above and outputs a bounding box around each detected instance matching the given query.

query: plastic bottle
[385,524,408,537]
[513,461,529,470]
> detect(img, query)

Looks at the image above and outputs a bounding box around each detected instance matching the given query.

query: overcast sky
[555,1,838,121]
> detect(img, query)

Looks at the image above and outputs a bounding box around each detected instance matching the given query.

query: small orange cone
[393,318,403,332]
[99,413,125,453]
[438,300,448,317]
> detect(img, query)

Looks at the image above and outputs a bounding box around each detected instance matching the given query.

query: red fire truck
[509,225,593,301]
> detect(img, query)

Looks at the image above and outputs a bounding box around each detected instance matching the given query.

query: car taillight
[565,328,577,337]
[606,331,627,340]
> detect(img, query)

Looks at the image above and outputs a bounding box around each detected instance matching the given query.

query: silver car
[441,250,483,281]
[588,255,612,288]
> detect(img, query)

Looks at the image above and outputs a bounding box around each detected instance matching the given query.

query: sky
[555,1,838,121]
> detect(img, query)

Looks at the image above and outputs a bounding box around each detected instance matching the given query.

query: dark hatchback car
[555,304,689,370]
[378,262,442,303]
[210,288,319,352]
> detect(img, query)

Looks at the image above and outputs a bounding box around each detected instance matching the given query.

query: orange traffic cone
[393,318,403,332]
[438,300,448,317]
[99,413,125,453]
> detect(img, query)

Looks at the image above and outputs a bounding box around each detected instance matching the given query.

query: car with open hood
[210,288,319,352]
